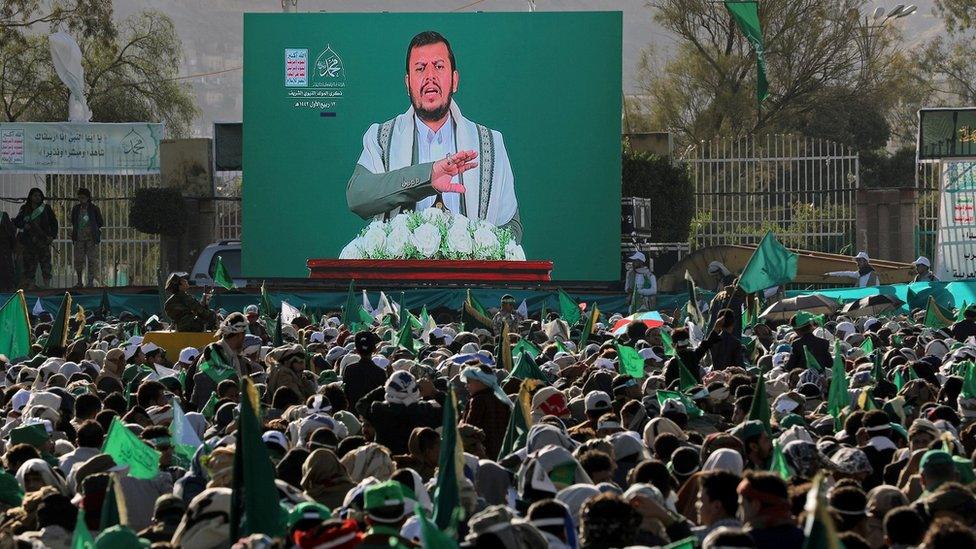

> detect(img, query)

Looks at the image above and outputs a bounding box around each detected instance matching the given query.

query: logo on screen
[311,45,345,87]
[285,48,309,87]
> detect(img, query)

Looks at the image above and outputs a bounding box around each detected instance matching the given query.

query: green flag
[342,280,358,328]
[505,351,549,384]
[43,292,72,355]
[860,336,874,355]
[102,417,160,480]
[657,390,704,418]
[684,271,705,327]
[894,368,905,392]
[554,339,569,354]
[724,0,769,105]
[213,255,234,290]
[676,355,698,392]
[802,474,845,549]
[924,296,953,329]
[803,345,825,372]
[827,340,850,430]
[461,290,493,331]
[579,304,599,349]
[664,537,696,549]
[71,508,95,549]
[170,399,202,469]
[416,506,459,549]
[230,377,286,539]
[259,281,274,318]
[512,338,542,359]
[769,440,790,480]
[198,346,237,385]
[433,386,464,532]
[871,352,884,386]
[738,233,796,294]
[99,476,120,531]
[0,291,31,360]
[962,362,976,400]
[557,288,582,325]
[498,380,536,460]
[660,329,676,357]
[616,343,646,379]
[202,392,220,421]
[396,319,416,356]
[748,371,771,432]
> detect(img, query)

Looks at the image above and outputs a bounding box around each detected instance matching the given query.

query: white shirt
[414,114,461,213]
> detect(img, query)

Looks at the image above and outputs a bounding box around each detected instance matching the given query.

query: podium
[306,259,553,284]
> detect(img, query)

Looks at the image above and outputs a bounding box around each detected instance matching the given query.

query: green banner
[724,0,769,105]
[0,122,162,174]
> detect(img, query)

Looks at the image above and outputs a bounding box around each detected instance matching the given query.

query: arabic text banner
[0,122,162,174]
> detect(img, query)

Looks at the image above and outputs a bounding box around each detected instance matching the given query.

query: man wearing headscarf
[265,344,318,402]
[301,449,356,509]
[785,312,830,371]
[189,313,247,410]
[461,364,512,460]
[343,331,386,410]
[356,372,442,455]
[492,294,523,336]
[737,472,803,549]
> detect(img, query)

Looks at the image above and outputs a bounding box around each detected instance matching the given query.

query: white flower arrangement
[339,208,526,261]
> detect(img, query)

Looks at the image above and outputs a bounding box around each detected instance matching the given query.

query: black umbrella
[840,294,903,318]
[759,295,838,322]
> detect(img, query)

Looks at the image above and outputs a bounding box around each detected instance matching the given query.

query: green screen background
[243,12,622,281]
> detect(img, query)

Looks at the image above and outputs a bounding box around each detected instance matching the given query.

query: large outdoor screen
[243,12,622,281]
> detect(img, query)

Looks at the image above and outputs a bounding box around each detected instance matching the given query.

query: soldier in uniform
[491,294,522,336]
[14,187,58,289]
[163,272,217,332]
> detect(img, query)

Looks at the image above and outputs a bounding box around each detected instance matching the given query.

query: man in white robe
[345,31,521,241]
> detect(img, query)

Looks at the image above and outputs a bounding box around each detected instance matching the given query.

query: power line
[452,0,488,11]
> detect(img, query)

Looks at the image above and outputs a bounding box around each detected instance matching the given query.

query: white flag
[32,298,44,316]
[375,291,395,319]
[517,299,528,318]
[280,300,301,325]
[170,399,202,462]
[362,290,374,314]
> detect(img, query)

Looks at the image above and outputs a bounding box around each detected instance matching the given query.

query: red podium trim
[306,259,553,282]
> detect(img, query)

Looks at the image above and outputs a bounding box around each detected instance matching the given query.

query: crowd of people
[2,269,976,549]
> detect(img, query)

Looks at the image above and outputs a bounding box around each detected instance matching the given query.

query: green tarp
[9,280,976,319]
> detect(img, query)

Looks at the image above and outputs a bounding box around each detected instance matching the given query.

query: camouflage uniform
[164,291,217,332]
[492,310,522,336]
[14,189,57,287]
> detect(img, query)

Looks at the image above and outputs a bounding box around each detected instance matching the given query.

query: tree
[1,3,195,136]
[914,0,976,107]
[639,0,908,147]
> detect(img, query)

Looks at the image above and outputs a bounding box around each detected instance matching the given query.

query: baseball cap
[913,256,931,268]
[363,480,406,523]
[287,501,333,530]
[178,347,200,364]
[920,449,954,470]
[584,391,612,413]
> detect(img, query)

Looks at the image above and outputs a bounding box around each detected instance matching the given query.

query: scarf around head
[384,371,421,406]
[461,365,513,408]
[301,448,355,509]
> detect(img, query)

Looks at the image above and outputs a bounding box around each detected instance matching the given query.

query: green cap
[733,419,765,443]
[920,449,954,470]
[287,501,332,529]
[318,370,340,385]
[779,413,807,429]
[0,471,24,507]
[363,480,405,511]
[9,423,49,448]
[94,526,150,549]
[792,311,816,328]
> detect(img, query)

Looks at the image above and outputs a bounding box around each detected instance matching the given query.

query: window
[209,249,241,279]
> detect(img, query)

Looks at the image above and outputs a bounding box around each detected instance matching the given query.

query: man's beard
[412,88,453,122]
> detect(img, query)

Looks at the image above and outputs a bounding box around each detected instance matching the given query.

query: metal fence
[0,172,161,288]
[214,171,242,241]
[681,135,860,253]
[916,160,941,261]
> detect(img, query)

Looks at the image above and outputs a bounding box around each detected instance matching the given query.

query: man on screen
[345,31,522,242]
